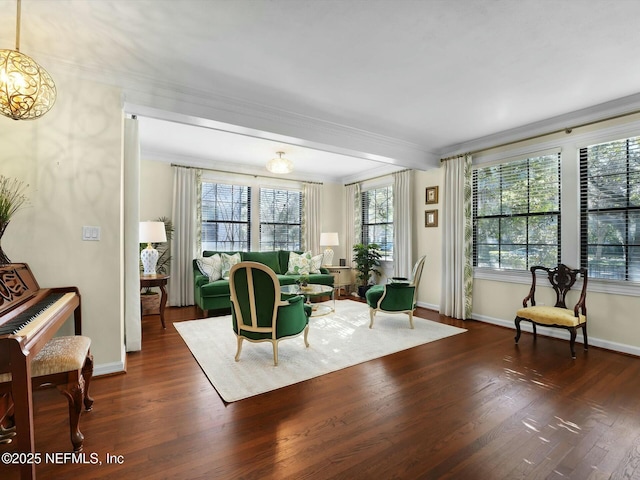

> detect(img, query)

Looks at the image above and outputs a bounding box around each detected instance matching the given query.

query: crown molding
[439,92,640,158]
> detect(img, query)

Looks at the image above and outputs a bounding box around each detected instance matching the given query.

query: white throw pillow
[310,253,323,274]
[221,252,241,279]
[286,251,312,275]
[196,254,222,281]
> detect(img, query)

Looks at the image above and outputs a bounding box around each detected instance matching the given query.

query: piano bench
[0,335,94,452]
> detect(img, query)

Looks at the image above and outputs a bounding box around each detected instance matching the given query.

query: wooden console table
[140,273,170,329]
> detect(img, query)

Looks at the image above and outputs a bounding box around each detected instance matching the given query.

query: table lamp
[139,221,167,275]
[319,232,339,266]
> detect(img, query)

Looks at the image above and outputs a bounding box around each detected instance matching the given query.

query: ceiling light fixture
[266,151,293,174]
[0,0,56,120]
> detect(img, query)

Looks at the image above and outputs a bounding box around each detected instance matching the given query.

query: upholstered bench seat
[515,306,585,328]
[0,335,93,452]
[0,336,92,383]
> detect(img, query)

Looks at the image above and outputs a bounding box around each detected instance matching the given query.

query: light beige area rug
[174,300,466,402]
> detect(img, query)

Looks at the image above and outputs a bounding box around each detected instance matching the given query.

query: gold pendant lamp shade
[0,0,56,120]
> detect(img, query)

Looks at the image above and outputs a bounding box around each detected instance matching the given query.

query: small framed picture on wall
[426,186,439,204]
[425,209,438,228]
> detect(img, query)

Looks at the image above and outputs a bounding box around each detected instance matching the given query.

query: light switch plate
[82,226,101,241]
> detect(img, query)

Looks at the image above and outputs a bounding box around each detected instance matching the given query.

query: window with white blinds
[580,137,640,281]
[361,185,393,261]
[259,188,302,251]
[201,182,251,251]
[473,153,561,270]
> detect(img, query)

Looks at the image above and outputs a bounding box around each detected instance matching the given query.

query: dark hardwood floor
[3,299,640,479]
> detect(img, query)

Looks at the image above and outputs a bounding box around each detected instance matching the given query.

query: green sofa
[193,250,334,315]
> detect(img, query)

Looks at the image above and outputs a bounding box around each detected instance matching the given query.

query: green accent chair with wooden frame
[365,255,426,329]
[514,264,588,359]
[229,261,311,366]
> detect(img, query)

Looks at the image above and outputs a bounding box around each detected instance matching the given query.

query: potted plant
[0,175,29,265]
[352,243,382,298]
[140,217,174,315]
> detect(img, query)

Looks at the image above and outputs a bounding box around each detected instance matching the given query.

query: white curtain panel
[303,183,322,254]
[169,166,201,307]
[344,183,361,266]
[393,170,414,278]
[124,116,141,352]
[440,154,473,320]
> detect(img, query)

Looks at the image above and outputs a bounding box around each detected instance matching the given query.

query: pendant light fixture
[0,0,56,120]
[266,151,293,174]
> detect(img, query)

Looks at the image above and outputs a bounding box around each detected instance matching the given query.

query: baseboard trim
[472,313,640,358]
[93,361,126,377]
[415,301,640,357]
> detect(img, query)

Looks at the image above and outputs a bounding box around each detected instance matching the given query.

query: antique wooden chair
[514,264,588,358]
[0,335,93,451]
[229,261,311,366]
[366,255,426,329]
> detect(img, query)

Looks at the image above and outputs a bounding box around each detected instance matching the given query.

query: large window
[473,153,561,270]
[580,137,640,281]
[361,185,393,260]
[201,182,251,251]
[259,188,302,251]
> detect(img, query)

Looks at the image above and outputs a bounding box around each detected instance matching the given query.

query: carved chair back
[526,264,588,313]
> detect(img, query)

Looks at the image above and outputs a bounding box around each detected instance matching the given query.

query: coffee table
[281,283,335,317]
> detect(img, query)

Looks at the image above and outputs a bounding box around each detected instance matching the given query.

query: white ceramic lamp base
[323,247,334,266]
[141,245,159,275]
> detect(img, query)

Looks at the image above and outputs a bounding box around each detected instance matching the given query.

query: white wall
[140,159,173,221]
[322,182,346,261]
[414,168,443,310]
[0,71,125,374]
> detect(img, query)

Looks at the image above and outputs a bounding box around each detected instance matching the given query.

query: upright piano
[0,263,81,480]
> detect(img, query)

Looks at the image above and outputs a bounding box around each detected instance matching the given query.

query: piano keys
[0,263,81,480]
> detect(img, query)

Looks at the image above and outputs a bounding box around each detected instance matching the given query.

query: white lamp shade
[320,232,339,246]
[139,221,167,244]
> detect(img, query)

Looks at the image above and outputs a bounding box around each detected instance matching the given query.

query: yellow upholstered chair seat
[0,335,93,451]
[515,306,585,328]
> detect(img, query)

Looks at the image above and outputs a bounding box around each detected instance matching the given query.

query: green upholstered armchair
[365,255,426,329]
[229,261,311,366]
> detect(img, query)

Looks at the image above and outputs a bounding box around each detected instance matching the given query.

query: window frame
[472,152,562,272]
[579,136,640,282]
[258,186,303,252]
[361,184,394,261]
[200,181,252,252]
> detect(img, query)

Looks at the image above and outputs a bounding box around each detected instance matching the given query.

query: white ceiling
[4,0,640,182]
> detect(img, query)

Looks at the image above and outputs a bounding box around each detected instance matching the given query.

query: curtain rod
[440,107,640,162]
[343,168,411,187]
[171,163,323,185]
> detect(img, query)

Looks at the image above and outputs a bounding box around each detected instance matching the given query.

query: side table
[323,265,353,297]
[140,273,170,329]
